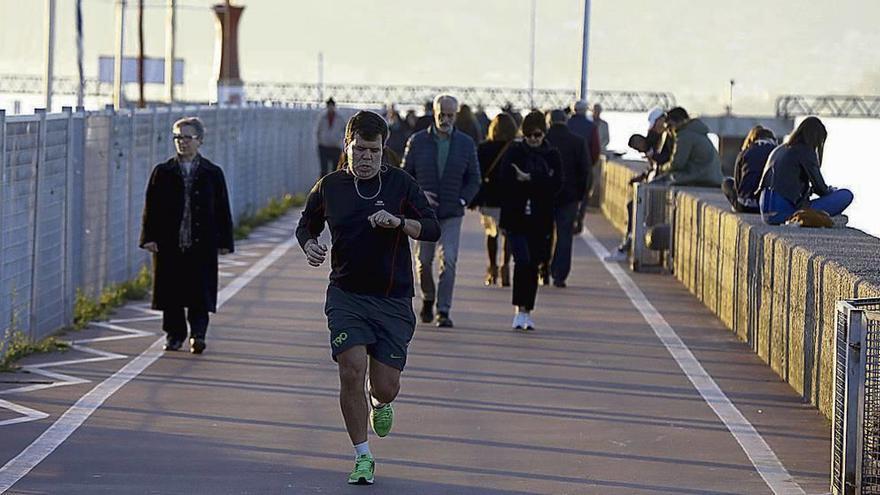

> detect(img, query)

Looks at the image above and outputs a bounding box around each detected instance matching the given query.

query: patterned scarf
[178,155,200,250]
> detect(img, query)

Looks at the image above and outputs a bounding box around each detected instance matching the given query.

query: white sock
[370,395,387,409]
[354,441,371,458]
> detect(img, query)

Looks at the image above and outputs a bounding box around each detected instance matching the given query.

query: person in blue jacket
[758,117,853,225]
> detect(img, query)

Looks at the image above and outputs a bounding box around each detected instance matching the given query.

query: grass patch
[73,265,152,330]
[234,193,305,240]
[0,329,69,372]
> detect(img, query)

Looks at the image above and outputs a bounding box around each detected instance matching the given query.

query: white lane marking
[579,224,806,495]
[0,236,297,493]
[0,400,48,426]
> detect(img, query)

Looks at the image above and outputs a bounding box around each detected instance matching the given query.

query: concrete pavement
[0,210,831,494]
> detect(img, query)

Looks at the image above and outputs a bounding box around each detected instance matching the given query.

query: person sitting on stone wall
[757,116,853,225]
[657,107,723,187]
[721,125,777,214]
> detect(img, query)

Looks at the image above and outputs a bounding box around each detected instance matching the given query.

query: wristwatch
[396,215,407,230]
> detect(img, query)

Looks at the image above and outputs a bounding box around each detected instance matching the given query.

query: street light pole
[528,0,536,109]
[165,0,176,103]
[579,0,591,102]
[113,0,127,109]
[44,0,56,112]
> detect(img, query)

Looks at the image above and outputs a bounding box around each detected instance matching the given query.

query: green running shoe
[370,403,394,437]
[347,454,375,485]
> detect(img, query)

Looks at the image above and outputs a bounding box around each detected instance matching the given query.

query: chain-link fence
[1,104,322,356]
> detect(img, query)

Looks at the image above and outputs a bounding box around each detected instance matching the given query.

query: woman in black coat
[140,117,234,354]
[498,111,562,330]
[474,113,518,286]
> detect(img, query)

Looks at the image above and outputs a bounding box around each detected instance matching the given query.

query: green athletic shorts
[324,285,416,371]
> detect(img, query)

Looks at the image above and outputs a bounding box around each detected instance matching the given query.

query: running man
[295,110,441,485]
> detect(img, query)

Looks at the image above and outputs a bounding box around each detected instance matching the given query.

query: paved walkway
[0,210,831,494]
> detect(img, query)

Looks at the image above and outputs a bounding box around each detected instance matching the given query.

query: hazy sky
[1,0,879,114]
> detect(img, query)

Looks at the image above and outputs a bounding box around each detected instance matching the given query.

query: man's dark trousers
[550,201,579,284]
[318,145,341,177]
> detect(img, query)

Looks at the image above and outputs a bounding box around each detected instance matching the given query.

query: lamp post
[579,0,591,102]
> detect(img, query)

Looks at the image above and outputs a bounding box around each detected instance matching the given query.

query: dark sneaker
[190,337,206,354]
[435,313,454,328]
[347,454,375,485]
[552,279,567,288]
[164,339,183,351]
[419,300,434,324]
[370,403,394,437]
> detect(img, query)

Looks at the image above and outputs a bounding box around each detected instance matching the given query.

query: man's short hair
[666,107,689,124]
[326,97,336,106]
[173,116,205,138]
[547,109,567,125]
[344,110,389,147]
[433,94,458,110]
[572,100,588,114]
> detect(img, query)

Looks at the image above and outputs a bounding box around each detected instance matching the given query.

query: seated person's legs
[810,188,853,217]
[759,190,796,225]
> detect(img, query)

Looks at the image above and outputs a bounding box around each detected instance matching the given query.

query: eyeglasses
[525,132,544,139]
[173,134,200,142]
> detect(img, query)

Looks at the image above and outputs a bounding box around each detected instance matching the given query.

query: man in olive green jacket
[661,107,723,186]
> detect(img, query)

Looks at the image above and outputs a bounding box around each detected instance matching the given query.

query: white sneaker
[523,314,535,330]
[512,312,526,330]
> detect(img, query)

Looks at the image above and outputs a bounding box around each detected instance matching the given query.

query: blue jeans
[759,189,853,225]
[415,215,463,314]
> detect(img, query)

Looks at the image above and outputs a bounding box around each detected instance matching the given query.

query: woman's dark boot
[499,264,510,287]
[485,266,498,286]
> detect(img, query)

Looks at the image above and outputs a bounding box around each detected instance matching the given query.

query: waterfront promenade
[0,208,831,494]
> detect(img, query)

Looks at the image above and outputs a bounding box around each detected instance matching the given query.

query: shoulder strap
[484,141,512,177]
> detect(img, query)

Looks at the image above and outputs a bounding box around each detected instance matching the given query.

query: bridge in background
[776,94,880,118]
[0,74,675,113]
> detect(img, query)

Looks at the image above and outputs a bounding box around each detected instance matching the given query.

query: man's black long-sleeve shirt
[296,166,441,298]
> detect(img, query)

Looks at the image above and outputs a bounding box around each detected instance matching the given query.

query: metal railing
[0,74,677,113]
[777,95,880,119]
[0,104,321,357]
[832,298,880,494]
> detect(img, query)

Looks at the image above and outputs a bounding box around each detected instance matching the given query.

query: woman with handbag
[757,116,853,225]
[474,113,519,286]
[498,111,562,330]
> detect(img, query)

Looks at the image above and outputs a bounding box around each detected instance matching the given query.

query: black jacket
[545,123,588,205]
[473,140,512,208]
[139,155,234,312]
[733,139,776,205]
[498,141,562,235]
[758,143,831,208]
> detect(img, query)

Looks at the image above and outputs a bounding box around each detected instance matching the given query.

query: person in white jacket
[316,97,346,177]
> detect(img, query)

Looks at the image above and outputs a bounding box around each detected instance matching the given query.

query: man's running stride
[296,110,441,485]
